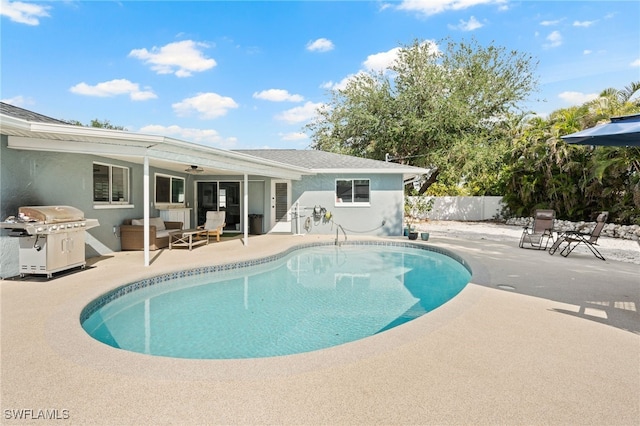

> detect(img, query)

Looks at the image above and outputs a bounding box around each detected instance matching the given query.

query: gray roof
[234,149,426,173]
[0,102,69,124]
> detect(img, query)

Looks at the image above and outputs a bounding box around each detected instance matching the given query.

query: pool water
[82,244,471,359]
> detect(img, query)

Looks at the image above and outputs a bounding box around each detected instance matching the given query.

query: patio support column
[143,155,150,266]
[243,173,248,246]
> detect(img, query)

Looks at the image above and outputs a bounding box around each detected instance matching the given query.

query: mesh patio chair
[197,211,226,242]
[549,212,609,260]
[519,209,555,250]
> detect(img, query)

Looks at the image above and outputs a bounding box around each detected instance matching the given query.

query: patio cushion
[131,217,166,230]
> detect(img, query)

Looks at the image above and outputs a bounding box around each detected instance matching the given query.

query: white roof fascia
[2,114,312,179]
[8,135,151,156]
[0,114,33,132]
[28,122,164,145]
[307,167,429,174]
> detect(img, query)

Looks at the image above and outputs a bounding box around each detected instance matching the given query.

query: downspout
[243,173,249,246]
[143,155,150,266]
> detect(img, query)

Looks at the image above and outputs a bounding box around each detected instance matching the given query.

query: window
[336,179,370,205]
[155,174,185,205]
[93,163,130,204]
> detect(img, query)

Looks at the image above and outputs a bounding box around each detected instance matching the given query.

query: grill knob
[36,226,44,232]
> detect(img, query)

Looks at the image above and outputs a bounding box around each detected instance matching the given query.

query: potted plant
[404,195,434,241]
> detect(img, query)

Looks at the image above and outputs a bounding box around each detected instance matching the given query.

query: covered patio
[1,110,310,267]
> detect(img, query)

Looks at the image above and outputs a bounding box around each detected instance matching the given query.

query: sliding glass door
[196,181,241,232]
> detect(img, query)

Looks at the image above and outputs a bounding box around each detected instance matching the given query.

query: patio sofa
[120,217,182,251]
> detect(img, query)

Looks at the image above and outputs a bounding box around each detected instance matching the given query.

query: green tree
[68,118,127,131]
[501,83,640,224]
[307,37,539,194]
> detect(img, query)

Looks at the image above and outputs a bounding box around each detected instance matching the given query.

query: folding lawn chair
[548,212,609,261]
[519,209,555,250]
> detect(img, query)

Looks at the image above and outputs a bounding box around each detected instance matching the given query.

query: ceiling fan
[185,165,204,174]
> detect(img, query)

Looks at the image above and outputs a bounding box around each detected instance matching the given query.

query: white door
[270,180,291,233]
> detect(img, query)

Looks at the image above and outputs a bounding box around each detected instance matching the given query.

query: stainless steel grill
[1,206,99,278]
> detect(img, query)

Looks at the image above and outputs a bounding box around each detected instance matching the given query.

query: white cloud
[558,91,598,105]
[448,15,483,31]
[573,20,596,28]
[69,79,157,101]
[321,72,364,91]
[172,92,238,119]
[138,124,237,149]
[363,41,439,73]
[363,48,401,72]
[0,95,33,107]
[275,101,323,124]
[583,50,592,55]
[0,0,50,25]
[397,0,504,17]
[540,19,562,26]
[306,38,334,52]
[543,30,562,48]
[280,132,308,141]
[253,89,304,102]
[630,58,640,68]
[129,40,216,77]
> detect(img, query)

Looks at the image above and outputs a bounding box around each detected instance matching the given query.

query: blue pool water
[81,243,471,359]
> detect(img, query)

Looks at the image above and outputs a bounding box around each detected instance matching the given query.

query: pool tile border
[80,241,471,323]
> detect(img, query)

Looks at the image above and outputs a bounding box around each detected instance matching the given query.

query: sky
[2,0,639,151]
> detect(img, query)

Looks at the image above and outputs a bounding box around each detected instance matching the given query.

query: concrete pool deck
[1,229,638,424]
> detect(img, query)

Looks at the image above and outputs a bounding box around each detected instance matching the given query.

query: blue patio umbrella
[561,113,640,146]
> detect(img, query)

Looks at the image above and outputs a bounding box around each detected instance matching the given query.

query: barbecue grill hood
[1,205,99,236]
[18,205,85,223]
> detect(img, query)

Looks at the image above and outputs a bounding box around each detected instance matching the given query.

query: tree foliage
[306,37,539,195]
[501,84,640,224]
[69,118,126,131]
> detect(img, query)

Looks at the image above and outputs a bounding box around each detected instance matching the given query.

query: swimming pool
[81,242,471,359]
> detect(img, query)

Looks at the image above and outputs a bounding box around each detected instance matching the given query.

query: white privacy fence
[406,196,504,221]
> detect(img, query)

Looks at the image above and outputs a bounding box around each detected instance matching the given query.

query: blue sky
[2,1,639,150]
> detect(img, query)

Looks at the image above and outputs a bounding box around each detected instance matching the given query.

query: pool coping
[47,239,482,381]
[80,240,472,323]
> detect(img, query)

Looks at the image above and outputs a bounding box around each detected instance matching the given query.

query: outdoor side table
[169,229,209,250]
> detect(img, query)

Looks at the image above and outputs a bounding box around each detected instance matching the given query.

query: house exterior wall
[291,173,404,237]
[0,137,182,277]
[1,134,407,278]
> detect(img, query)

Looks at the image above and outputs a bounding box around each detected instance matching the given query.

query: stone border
[506,217,640,241]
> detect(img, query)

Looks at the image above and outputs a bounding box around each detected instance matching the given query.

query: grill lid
[18,206,85,223]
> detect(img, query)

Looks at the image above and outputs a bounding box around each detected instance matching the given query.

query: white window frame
[93,162,130,207]
[335,178,371,207]
[154,173,186,208]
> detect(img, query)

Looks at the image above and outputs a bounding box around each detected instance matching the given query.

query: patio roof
[0,103,310,181]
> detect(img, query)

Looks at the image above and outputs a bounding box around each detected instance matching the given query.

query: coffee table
[169,229,209,250]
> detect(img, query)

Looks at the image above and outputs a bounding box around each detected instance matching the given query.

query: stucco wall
[291,173,404,237]
[0,137,195,278]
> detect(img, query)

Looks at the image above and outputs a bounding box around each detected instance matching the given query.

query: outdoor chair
[197,211,226,242]
[548,212,609,260]
[519,209,555,250]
